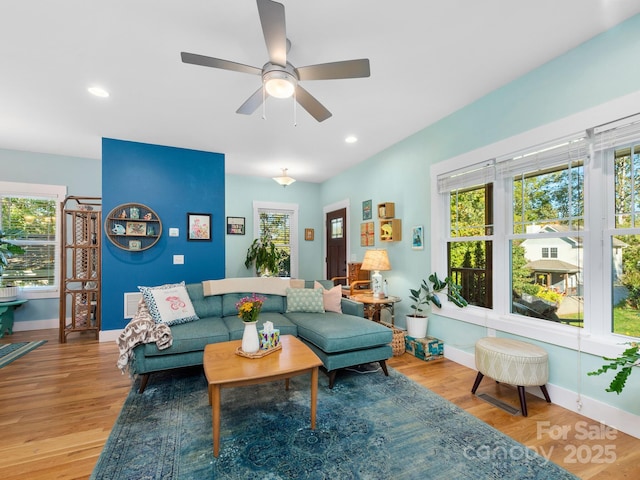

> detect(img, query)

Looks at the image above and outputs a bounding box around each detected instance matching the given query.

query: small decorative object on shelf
[380,219,402,242]
[105,203,162,251]
[377,202,395,219]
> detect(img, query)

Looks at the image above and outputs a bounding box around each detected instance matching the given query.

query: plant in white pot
[407,273,468,338]
[0,229,25,302]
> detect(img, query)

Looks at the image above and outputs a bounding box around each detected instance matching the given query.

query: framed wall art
[226,216,245,235]
[360,221,375,246]
[362,199,372,220]
[412,225,424,250]
[305,228,314,241]
[187,213,211,241]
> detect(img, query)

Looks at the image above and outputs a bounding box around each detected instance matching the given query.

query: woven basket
[381,321,406,356]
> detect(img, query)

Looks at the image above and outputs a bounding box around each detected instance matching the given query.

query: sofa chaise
[123,278,394,392]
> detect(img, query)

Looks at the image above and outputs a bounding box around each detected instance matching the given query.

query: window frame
[0,181,66,299]
[252,201,299,278]
[430,100,640,358]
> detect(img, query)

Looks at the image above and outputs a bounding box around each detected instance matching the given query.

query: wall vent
[124,292,143,318]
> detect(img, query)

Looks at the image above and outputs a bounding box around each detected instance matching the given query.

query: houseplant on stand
[0,229,25,302]
[244,237,284,277]
[236,293,266,353]
[407,273,468,338]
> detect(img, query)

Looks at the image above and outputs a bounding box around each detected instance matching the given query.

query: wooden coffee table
[203,334,323,457]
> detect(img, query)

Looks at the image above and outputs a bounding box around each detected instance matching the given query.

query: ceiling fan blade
[295,85,332,122]
[257,0,287,67]
[296,59,370,81]
[181,52,262,76]
[236,87,265,115]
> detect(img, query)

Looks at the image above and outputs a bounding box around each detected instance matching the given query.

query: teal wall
[224,175,323,280]
[0,148,101,324]
[319,13,640,414]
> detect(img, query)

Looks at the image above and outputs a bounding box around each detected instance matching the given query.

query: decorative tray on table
[235,343,282,359]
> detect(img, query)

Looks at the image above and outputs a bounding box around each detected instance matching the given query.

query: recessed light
[345,135,358,144]
[88,86,109,98]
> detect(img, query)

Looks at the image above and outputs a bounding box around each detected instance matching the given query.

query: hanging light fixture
[273,168,296,187]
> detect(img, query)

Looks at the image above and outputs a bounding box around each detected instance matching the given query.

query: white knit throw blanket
[116,299,173,375]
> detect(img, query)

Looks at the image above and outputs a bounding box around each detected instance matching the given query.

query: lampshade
[361,249,391,298]
[273,168,296,187]
[361,249,391,272]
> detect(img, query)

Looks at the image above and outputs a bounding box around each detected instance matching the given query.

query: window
[595,116,640,337]
[0,182,66,298]
[252,201,298,278]
[448,184,493,308]
[438,161,494,308]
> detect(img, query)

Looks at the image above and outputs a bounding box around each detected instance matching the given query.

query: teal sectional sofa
[130,279,393,392]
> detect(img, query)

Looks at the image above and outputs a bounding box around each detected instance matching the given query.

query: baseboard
[100,329,123,343]
[444,345,640,439]
[12,318,58,331]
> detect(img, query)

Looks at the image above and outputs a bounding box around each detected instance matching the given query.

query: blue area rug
[91,365,577,479]
[0,340,46,368]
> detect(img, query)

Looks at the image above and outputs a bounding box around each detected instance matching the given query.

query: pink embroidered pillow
[314,281,342,313]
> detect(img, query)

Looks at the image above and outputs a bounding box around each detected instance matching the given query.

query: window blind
[593,113,640,151]
[496,134,588,178]
[437,159,495,193]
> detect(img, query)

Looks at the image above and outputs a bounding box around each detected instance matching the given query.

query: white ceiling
[2,1,639,183]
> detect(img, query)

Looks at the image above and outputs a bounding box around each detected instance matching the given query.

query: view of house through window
[510,159,584,326]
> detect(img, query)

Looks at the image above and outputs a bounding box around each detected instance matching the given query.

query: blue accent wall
[101,138,225,330]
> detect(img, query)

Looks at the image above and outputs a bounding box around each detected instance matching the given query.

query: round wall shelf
[105,203,162,251]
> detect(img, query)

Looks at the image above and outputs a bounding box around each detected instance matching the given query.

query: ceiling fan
[180,0,370,122]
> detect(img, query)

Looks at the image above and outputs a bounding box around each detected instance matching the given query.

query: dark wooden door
[326,208,347,282]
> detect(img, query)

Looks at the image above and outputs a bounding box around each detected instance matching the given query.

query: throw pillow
[286,287,325,313]
[314,281,343,313]
[138,281,199,326]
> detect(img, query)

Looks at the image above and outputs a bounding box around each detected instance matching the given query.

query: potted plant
[588,342,639,394]
[244,237,284,277]
[0,229,25,302]
[407,273,468,338]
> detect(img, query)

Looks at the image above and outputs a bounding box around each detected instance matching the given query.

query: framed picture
[125,222,147,236]
[305,228,314,241]
[128,240,142,250]
[360,222,375,246]
[412,225,424,250]
[362,199,372,220]
[187,213,211,241]
[226,216,245,235]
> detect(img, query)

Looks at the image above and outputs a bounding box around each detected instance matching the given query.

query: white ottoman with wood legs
[471,337,551,416]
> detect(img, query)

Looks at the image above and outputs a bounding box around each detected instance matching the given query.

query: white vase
[241,321,260,353]
[406,315,428,338]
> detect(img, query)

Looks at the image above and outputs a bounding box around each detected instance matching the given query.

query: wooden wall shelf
[104,203,162,251]
[377,202,395,219]
[380,219,402,242]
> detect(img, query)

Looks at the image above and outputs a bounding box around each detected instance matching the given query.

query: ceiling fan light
[264,70,296,98]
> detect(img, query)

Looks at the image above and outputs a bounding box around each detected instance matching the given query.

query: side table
[350,294,401,326]
[0,299,28,338]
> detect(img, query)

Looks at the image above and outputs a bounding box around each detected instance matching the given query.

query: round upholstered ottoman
[471,337,551,416]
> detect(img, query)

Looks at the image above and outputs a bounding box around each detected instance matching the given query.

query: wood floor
[1,329,639,479]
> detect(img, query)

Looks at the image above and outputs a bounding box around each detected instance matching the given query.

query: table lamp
[361,249,391,298]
